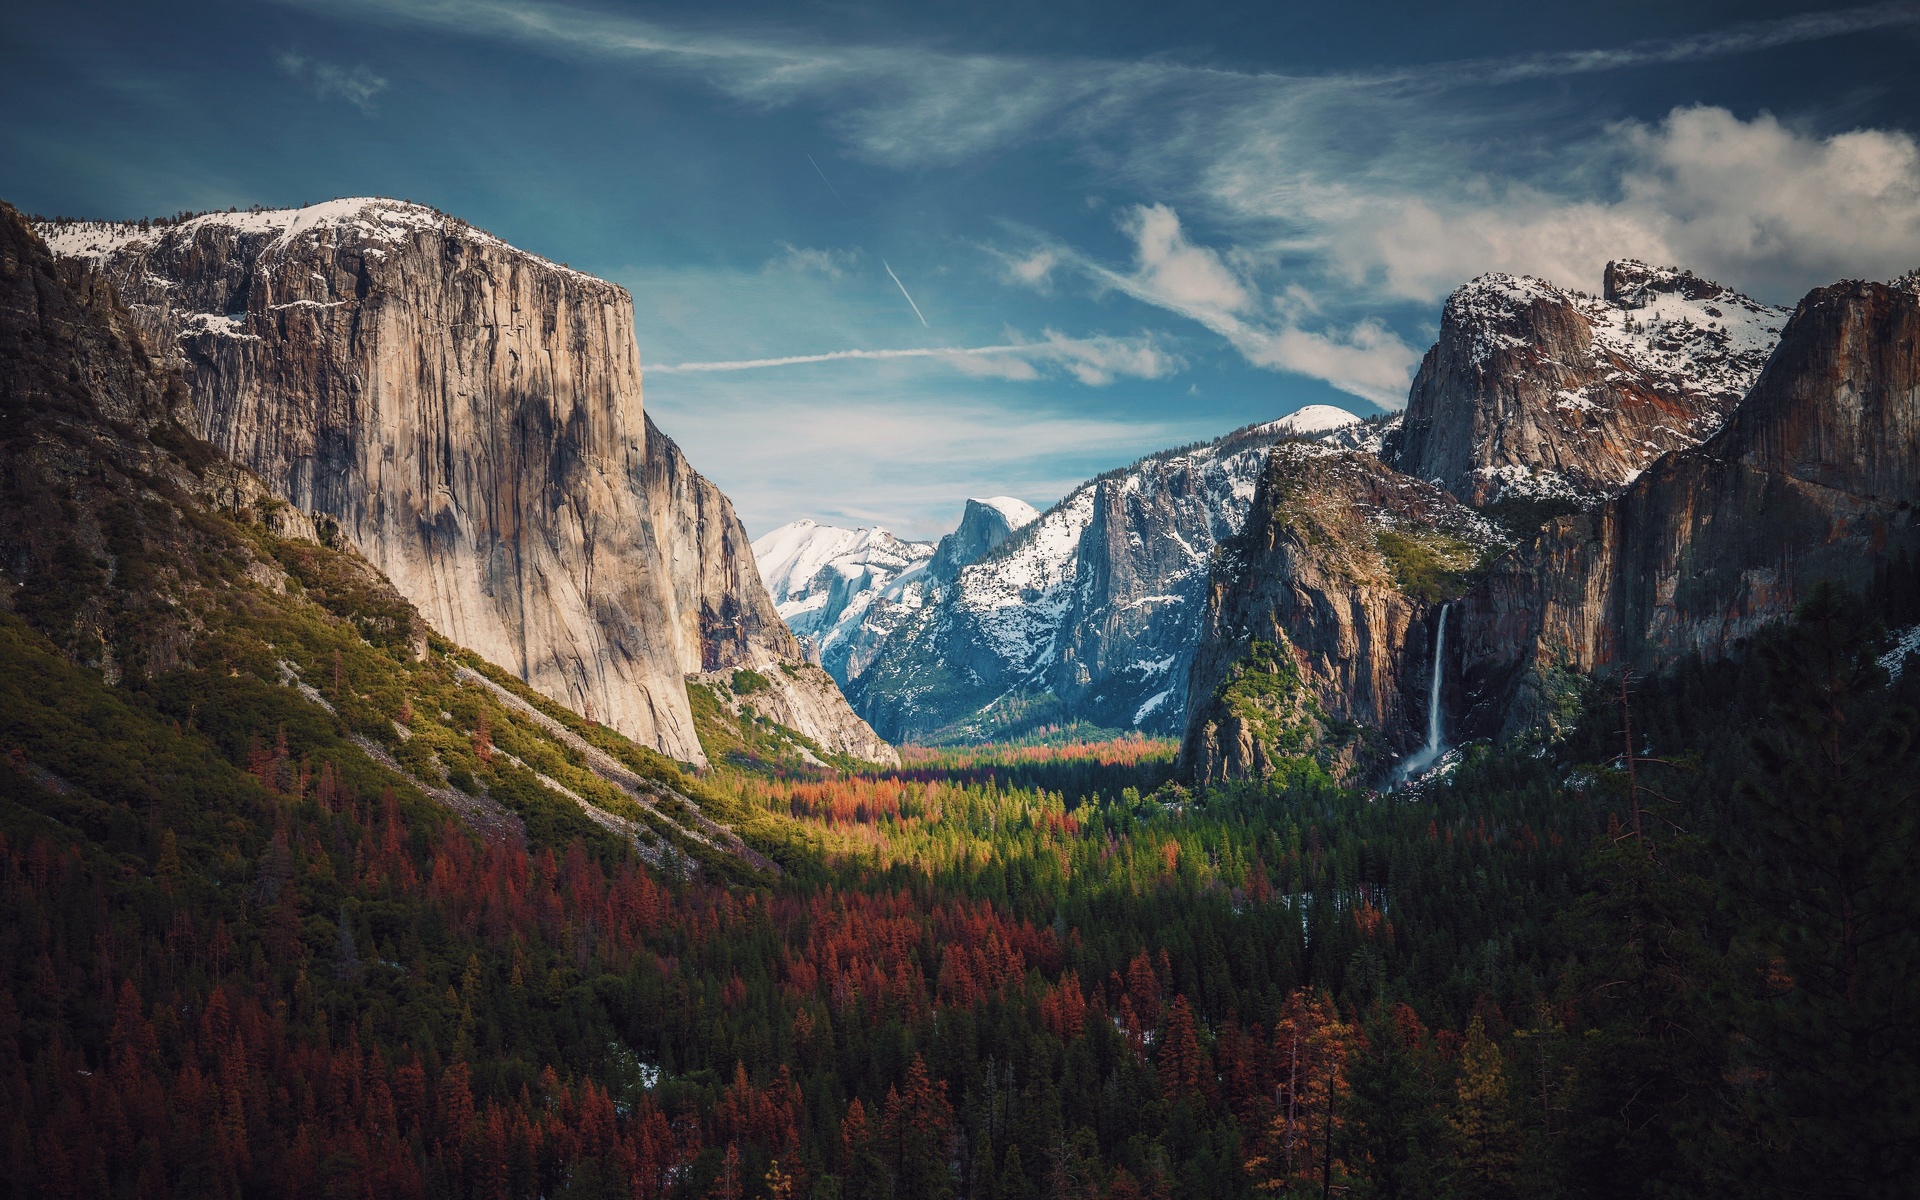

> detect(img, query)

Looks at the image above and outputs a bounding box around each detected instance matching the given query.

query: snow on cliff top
[752,519,933,606]
[33,198,602,283]
[1258,404,1362,438]
[1447,261,1788,403]
[972,496,1040,530]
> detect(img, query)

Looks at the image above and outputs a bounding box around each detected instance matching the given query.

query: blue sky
[6,1,1920,538]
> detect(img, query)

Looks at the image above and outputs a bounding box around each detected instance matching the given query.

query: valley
[4,191,1919,1200]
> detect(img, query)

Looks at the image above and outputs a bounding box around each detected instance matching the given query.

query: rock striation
[1385,262,1786,507]
[36,200,884,766]
[1453,273,1920,739]
[693,663,901,766]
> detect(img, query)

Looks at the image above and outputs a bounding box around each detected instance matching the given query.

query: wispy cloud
[276,51,388,113]
[1022,205,1421,406]
[765,244,860,278]
[272,0,1920,161]
[647,382,1192,538]
[277,0,1920,306]
[650,331,1179,386]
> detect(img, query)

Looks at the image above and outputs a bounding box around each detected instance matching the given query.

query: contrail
[882,258,930,327]
[806,154,845,205]
[650,344,1035,373]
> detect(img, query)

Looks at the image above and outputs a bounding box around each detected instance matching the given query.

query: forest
[3,532,1918,1199]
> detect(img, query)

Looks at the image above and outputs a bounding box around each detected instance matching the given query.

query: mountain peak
[1389,261,1788,506]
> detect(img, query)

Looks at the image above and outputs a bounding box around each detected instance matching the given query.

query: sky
[5,1,1920,539]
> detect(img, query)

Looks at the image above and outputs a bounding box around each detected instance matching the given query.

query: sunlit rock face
[1179,445,1502,787]
[35,200,892,765]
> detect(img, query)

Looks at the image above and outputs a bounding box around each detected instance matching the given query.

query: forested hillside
[7,568,1919,1198]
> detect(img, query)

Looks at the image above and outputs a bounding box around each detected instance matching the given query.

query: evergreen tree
[1444,1017,1518,1200]
[1727,585,1920,1196]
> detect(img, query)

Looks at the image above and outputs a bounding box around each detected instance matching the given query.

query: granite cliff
[1180,445,1502,786]
[36,200,888,766]
[1181,263,1920,784]
[1385,262,1786,508]
[1454,272,1920,740]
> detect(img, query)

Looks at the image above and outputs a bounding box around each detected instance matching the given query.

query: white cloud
[277,51,388,113]
[1311,107,1920,302]
[281,0,1920,302]
[1123,203,1253,314]
[647,380,1192,538]
[997,247,1060,291]
[1036,206,1421,406]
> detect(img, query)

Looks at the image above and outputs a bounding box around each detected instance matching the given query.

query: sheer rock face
[34,200,821,766]
[1179,446,1501,786]
[928,498,1037,582]
[1454,276,1920,738]
[1386,262,1786,507]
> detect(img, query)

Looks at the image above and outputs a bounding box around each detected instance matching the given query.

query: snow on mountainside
[1258,404,1362,438]
[848,421,1310,743]
[1388,260,1789,507]
[751,520,935,678]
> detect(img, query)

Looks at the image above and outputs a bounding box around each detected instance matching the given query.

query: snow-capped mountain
[1258,404,1363,438]
[846,411,1364,742]
[752,520,936,683]
[1387,260,1788,506]
[752,496,1043,691]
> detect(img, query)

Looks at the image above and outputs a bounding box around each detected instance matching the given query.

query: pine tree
[1727,584,1920,1195]
[1444,1016,1518,1199]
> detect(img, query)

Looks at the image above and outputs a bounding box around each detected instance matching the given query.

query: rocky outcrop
[847,416,1355,742]
[1386,262,1786,507]
[0,201,428,685]
[1454,274,1920,739]
[927,497,1039,582]
[1180,446,1502,786]
[34,200,884,765]
[693,663,899,766]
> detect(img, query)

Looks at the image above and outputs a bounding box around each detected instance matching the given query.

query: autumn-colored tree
[1444,1016,1519,1199]
[1159,995,1207,1104]
[1247,988,1354,1194]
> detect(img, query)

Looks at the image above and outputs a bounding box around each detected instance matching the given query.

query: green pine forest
[4,488,1919,1199]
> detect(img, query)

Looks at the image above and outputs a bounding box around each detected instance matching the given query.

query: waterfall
[1396,603,1449,782]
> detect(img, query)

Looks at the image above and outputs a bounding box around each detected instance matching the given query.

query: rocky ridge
[1386,261,1787,507]
[1453,272,1920,741]
[36,200,887,766]
[753,519,936,680]
[847,414,1363,742]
